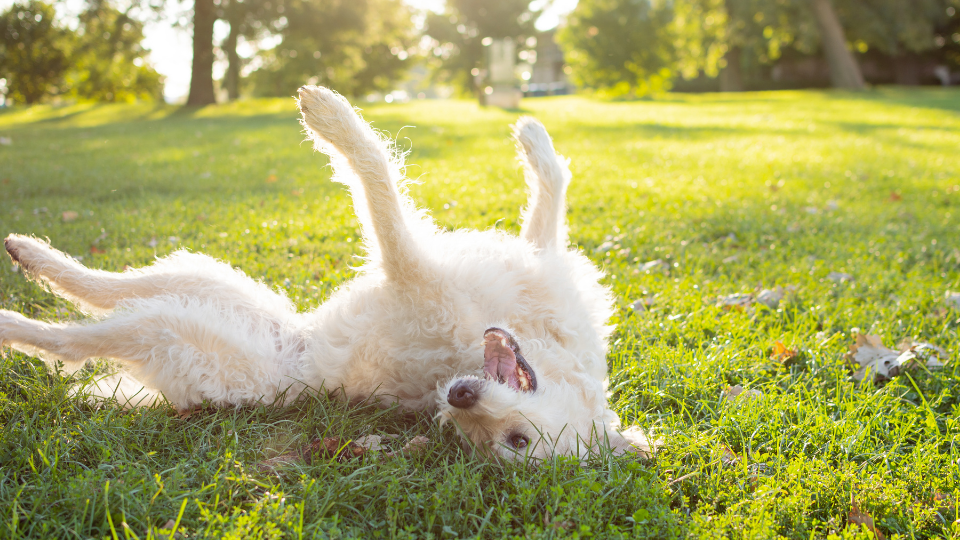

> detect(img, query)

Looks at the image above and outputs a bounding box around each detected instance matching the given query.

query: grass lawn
[1,87,959,539]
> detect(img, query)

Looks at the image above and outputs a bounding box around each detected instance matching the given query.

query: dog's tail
[296,85,432,286]
[513,117,571,250]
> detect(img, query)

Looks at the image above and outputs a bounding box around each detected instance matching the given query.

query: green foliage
[834,0,957,55]
[1,89,960,537]
[67,1,163,102]
[247,0,414,98]
[557,0,676,97]
[672,0,819,78]
[423,0,540,95]
[0,0,161,105]
[0,1,70,104]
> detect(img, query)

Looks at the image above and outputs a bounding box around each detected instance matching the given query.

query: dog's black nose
[447,380,479,409]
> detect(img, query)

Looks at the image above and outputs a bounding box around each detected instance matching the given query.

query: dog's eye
[509,433,529,451]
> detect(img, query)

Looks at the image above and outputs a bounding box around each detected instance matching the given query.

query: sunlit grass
[1,87,959,538]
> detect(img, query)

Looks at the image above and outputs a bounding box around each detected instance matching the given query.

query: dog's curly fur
[0,86,652,460]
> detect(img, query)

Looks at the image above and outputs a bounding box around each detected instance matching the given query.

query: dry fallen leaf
[722,385,762,404]
[304,437,367,463]
[771,341,798,364]
[846,334,946,382]
[717,293,753,311]
[756,288,784,309]
[848,497,885,539]
[933,491,957,521]
[888,191,902,202]
[720,445,740,467]
[630,296,654,312]
[61,211,79,222]
[353,435,383,452]
[827,271,854,283]
[639,259,668,272]
[90,246,105,254]
[387,435,430,457]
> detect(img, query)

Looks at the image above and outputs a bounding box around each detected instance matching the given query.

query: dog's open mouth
[483,328,537,392]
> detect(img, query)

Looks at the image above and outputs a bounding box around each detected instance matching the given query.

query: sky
[1,0,578,103]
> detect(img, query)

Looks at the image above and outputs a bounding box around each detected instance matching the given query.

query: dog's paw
[296,85,368,148]
[3,234,51,275]
[512,116,552,156]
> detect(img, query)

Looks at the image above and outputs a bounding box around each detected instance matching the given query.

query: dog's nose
[447,380,479,409]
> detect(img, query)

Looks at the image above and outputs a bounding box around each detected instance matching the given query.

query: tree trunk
[809,0,864,90]
[186,0,216,105]
[223,19,241,101]
[719,46,743,92]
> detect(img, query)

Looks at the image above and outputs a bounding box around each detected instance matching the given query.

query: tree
[832,0,956,84]
[186,0,216,105]
[247,0,414,98]
[68,0,164,101]
[670,0,819,91]
[0,1,70,104]
[219,0,284,100]
[423,0,540,95]
[808,0,864,88]
[556,0,676,97]
[0,0,161,104]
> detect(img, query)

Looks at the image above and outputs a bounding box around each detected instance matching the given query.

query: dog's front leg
[513,118,572,250]
[296,86,434,288]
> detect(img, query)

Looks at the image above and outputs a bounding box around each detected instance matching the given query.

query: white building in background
[520,30,571,97]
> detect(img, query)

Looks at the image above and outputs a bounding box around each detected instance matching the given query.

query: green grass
[1,87,959,539]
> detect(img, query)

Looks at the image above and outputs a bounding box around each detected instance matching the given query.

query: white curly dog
[0,86,652,460]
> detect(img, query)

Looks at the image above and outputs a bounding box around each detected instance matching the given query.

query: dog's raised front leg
[296,86,431,286]
[0,299,302,409]
[4,234,295,317]
[513,117,572,250]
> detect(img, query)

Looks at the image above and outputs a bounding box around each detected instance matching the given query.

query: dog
[0,86,652,460]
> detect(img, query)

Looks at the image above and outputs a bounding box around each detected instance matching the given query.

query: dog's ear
[606,426,657,458]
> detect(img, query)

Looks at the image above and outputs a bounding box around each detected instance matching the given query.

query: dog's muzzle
[447,379,480,409]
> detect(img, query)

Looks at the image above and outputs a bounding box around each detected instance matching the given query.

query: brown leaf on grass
[266,174,278,183]
[90,246,105,254]
[630,296,654,312]
[771,341,798,364]
[889,191,902,202]
[933,491,957,521]
[543,513,574,530]
[720,445,739,467]
[756,288,784,309]
[303,437,367,463]
[717,293,753,311]
[175,405,204,420]
[722,385,763,406]
[846,334,947,382]
[827,271,854,283]
[61,211,79,222]
[639,259,668,273]
[386,435,430,457]
[848,497,885,539]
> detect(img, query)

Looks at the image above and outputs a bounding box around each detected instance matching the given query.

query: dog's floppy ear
[606,426,657,458]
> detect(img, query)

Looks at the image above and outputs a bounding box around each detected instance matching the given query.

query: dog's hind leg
[513,117,572,250]
[0,298,302,409]
[4,234,295,316]
[296,86,432,286]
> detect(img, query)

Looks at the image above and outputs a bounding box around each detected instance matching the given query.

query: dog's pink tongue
[483,331,521,391]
